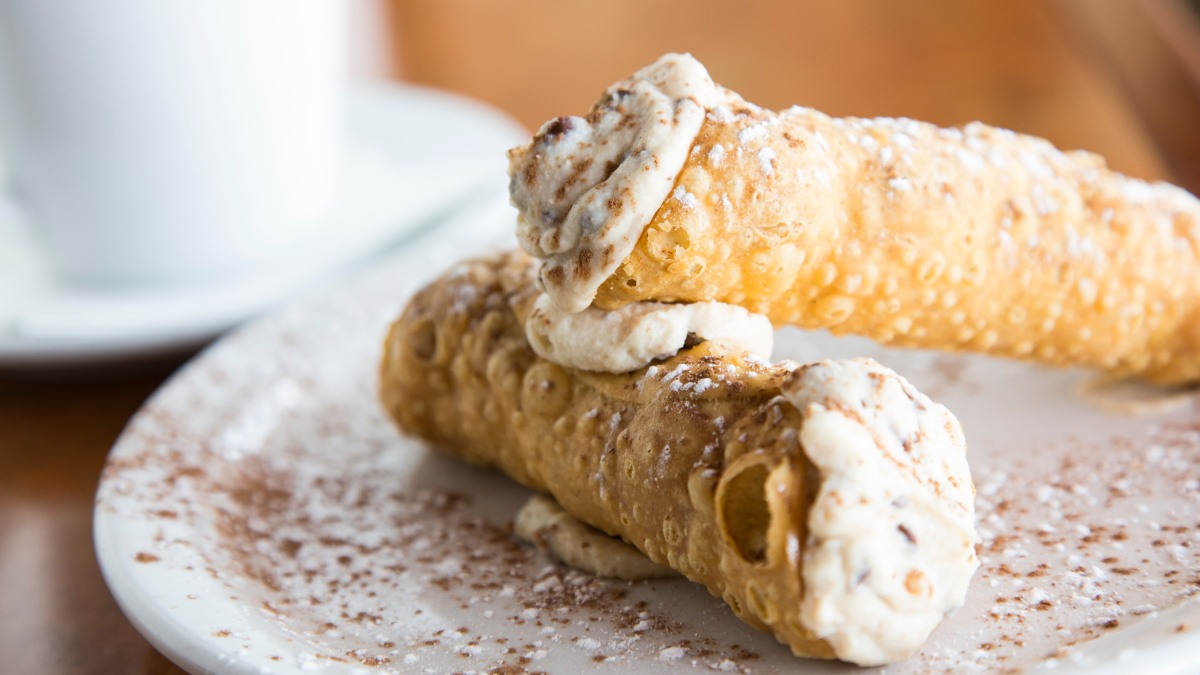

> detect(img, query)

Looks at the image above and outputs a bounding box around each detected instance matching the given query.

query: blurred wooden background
[387,0,1200,192]
[4,1,1200,673]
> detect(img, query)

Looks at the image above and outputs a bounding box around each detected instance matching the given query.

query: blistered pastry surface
[508,53,737,312]
[594,99,1200,384]
[525,292,774,373]
[380,252,833,659]
[380,252,982,664]
[784,359,978,665]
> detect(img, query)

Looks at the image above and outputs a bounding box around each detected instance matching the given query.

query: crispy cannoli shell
[380,252,842,657]
[583,104,1200,385]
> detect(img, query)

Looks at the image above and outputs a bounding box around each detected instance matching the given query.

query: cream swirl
[508,53,736,313]
[525,292,773,373]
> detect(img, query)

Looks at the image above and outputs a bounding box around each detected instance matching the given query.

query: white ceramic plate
[0,82,527,368]
[95,198,1200,675]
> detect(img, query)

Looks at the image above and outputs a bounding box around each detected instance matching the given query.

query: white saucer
[0,82,528,368]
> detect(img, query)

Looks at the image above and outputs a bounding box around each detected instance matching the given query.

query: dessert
[379,252,979,666]
[509,53,1200,385]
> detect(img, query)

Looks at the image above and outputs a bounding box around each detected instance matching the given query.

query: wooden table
[0,365,194,675]
[2,1,1197,672]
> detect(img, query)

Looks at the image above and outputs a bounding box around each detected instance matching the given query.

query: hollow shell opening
[718,462,772,564]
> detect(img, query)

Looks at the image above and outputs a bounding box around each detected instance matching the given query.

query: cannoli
[379,252,979,666]
[509,53,1200,385]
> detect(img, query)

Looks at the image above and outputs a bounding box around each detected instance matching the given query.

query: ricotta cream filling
[514,494,679,580]
[525,292,773,374]
[508,53,736,312]
[784,358,979,666]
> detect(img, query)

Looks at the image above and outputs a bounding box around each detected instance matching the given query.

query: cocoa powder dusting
[932,423,1200,673]
[206,457,766,672]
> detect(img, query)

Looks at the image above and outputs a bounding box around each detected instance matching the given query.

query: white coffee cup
[0,0,346,285]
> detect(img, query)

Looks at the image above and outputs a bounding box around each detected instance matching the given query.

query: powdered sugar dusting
[757,148,776,177]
